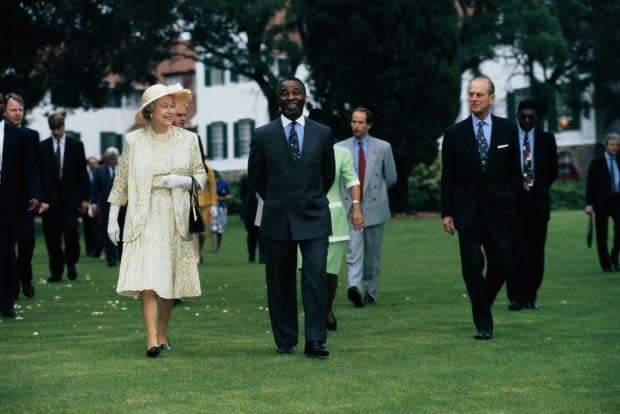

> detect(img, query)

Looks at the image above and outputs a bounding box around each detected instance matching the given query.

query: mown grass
[0,210,618,413]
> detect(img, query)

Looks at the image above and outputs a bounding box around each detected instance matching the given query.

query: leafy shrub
[409,156,442,212]
[550,179,585,211]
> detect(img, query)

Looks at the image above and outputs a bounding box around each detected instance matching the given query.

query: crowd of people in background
[1,75,617,359]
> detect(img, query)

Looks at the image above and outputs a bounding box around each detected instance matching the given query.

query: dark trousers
[594,197,620,270]
[507,200,549,304]
[15,215,35,295]
[263,237,328,348]
[98,206,123,266]
[457,218,511,333]
[0,230,18,312]
[82,213,102,256]
[42,210,81,278]
[244,221,264,262]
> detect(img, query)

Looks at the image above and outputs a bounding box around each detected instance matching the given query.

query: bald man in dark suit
[248,77,335,357]
[441,76,521,340]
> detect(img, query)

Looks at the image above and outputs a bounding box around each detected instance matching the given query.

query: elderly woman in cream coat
[107,84,206,358]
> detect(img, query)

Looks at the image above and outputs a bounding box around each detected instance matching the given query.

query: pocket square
[497,144,509,149]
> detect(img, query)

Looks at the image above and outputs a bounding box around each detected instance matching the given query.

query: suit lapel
[462,117,482,170]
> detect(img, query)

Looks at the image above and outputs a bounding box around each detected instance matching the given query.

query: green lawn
[1,210,618,413]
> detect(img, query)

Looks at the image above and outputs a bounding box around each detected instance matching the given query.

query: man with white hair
[92,146,124,266]
[585,133,620,272]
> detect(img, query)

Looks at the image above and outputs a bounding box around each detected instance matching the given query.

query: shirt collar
[472,114,492,127]
[280,114,305,129]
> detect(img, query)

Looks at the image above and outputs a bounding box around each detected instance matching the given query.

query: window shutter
[206,124,213,160]
[204,66,211,87]
[234,121,240,158]
[222,123,228,158]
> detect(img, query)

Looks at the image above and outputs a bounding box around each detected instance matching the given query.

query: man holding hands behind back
[441,76,521,340]
[248,77,335,357]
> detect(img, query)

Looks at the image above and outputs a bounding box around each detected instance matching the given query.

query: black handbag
[189,176,205,233]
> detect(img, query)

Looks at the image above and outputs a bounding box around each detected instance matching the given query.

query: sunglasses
[49,124,64,130]
[518,114,536,121]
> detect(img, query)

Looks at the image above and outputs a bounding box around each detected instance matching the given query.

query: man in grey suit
[248,77,335,357]
[338,107,397,307]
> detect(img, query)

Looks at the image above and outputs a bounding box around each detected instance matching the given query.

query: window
[165,74,184,86]
[66,131,81,141]
[126,89,143,109]
[276,57,292,77]
[507,86,581,132]
[234,119,255,157]
[104,87,122,108]
[100,132,123,155]
[230,71,251,84]
[204,66,225,86]
[206,122,227,160]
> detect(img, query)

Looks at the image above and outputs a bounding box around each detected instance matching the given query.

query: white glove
[107,204,121,246]
[210,205,218,218]
[161,174,192,189]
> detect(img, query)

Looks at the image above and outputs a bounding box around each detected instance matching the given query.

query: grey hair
[470,75,495,95]
[103,146,120,158]
[141,101,157,121]
[604,133,620,146]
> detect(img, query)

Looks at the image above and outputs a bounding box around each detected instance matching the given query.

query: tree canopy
[298,0,461,212]
[0,1,178,110]
[458,0,620,129]
[176,0,302,119]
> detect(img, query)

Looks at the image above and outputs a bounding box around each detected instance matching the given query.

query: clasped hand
[160,174,192,190]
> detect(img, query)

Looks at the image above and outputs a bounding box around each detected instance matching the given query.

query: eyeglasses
[518,114,536,121]
[49,124,64,130]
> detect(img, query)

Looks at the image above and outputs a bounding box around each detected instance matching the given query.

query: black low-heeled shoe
[159,340,172,351]
[147,346,161,358]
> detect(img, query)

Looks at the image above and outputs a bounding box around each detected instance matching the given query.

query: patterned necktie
[476,121,489,171]
[358,140,366,199]
[523,130,533,188]
[288,122,300,162]
[609,156,617,193]
[55,140,62,178]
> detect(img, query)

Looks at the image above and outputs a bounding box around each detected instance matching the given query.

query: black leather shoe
[363,291,376,304]
[67,266,77,281]
[22,283,35,298]
[347,286,364,308]
[304,341,329,357]
[508,301,524,311]
[47,275,62,283]
[474,330,492,340]
[146,346,161,358]
[276,345,294,354]
[159,338,172,351]
[1,309,17,318]
[526,302,539,310]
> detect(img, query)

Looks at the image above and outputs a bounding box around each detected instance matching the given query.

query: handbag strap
[189,176,198,206]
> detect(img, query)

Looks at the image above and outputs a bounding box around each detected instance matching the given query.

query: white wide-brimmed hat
[135,83,192,123]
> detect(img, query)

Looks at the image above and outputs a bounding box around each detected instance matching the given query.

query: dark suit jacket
[40,136,90,225]
[92,165,115,207]
[521,128,558,221]
[0,123,39,227]
[248,118,335,240]
[441,115,521,231]
[18,126,41,222]
[586,154,620,213]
